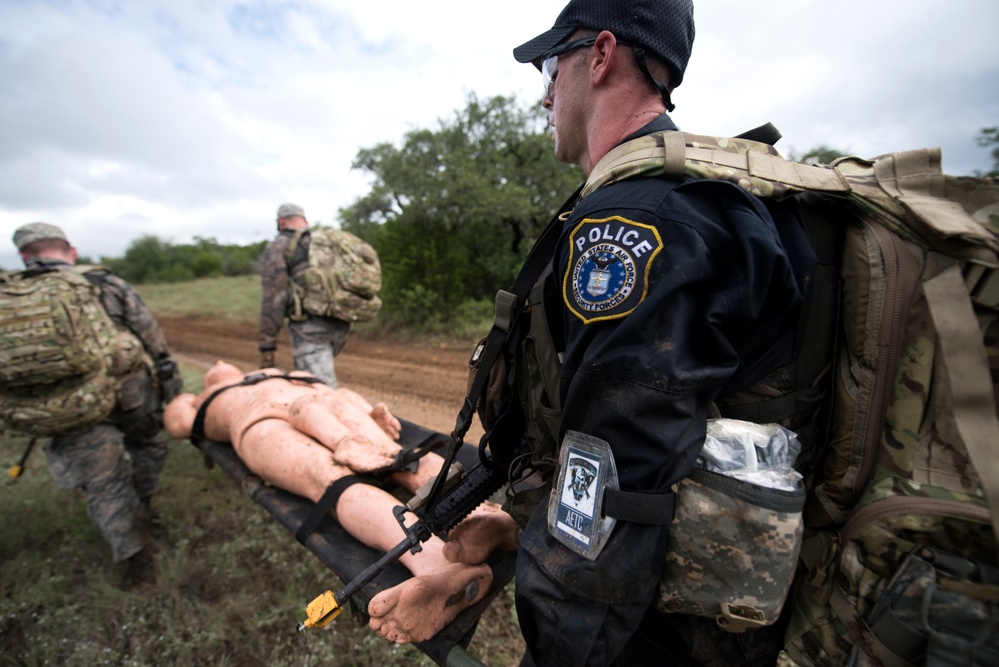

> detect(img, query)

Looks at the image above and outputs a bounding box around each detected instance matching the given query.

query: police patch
[563,216,663,324]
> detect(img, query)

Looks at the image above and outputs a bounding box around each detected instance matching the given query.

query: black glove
[260,350,276,369]
[156,356,183,403]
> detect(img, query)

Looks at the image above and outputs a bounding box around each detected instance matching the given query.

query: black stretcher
[195,417,516,667]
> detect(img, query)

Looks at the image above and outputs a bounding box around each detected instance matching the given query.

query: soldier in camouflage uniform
[457,1,815,664]
[12,222,184,588]
[258,202,353,388]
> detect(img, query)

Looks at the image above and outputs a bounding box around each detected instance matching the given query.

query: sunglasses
[539,35,675,111]
[541,37,597,99]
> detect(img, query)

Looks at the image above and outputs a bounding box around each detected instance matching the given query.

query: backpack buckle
[715,603,768,633]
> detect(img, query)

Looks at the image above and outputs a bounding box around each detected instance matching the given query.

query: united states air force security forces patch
[547,430,619,561]
[563,216,664,324]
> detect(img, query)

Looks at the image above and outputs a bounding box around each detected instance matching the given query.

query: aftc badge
[564,216,663,324]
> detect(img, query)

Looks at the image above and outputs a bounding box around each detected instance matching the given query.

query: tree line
[85,93,997,332]
[94,235,267,284]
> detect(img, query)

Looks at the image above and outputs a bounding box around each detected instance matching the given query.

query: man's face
[277,215,307,231]
[542,41,591,167]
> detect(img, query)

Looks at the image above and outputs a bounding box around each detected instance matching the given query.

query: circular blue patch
[563,216,663,324]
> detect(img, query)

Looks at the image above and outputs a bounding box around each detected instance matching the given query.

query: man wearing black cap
[258,202,354,388]
[487,1,811,664]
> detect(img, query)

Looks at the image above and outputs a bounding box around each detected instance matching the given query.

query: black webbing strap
[189,372,326,449]
[369,433,449,477]
[603,488,676,524]
[295,474,377,544]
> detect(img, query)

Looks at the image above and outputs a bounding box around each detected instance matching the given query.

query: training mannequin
[163,360,492,644]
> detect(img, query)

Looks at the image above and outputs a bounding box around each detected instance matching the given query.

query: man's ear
[589,30,620,87]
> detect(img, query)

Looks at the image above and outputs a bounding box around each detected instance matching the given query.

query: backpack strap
[283,230,307,264]
[923,260,999,548]
[282,230,309,322]
[368,433,449,477]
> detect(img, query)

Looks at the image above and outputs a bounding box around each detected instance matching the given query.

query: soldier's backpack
[0,265,146,436]
[578,130,999,665]
[284,227,382,323]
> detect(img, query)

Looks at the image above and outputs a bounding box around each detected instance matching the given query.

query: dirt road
[157,315,485,442]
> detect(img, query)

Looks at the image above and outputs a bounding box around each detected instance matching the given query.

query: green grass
[135,274,493,342]
[0,413,523,666]
[137,275,262,320]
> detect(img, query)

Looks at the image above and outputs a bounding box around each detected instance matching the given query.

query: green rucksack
[576,129,999,662]
[285,227,382,323]
[0,265,146,436]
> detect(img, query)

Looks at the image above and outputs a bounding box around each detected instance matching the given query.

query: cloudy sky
[2,0,997,271]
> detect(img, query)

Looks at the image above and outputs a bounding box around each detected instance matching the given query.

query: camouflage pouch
[786,475,998,666]
[1,374,118,435]
[863,546,999,666]
[657,467,805,632]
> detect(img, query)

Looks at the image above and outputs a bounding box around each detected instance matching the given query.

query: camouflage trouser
[45,368,167,563]
[112,367,168,501]
[289,316,353,388]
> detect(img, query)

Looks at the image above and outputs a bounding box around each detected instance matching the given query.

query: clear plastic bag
[697,418,804,492]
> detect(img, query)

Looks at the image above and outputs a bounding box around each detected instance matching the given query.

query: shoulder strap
[924,261,999,548]
[423,185,583,515]
[283,230,308,265]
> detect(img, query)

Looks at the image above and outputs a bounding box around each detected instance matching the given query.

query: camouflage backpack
[0,265,146,436]
[284,227,382,323]
[580,130,999,664]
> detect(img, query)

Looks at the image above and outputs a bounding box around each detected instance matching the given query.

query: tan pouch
[657,467,805,632]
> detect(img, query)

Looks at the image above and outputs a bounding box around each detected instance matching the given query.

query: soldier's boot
[120,547,157,591]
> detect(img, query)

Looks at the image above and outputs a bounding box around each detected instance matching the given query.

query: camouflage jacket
[257,229,311,351]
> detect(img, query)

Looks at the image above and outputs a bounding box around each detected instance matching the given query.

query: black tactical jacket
[515,116,812,665]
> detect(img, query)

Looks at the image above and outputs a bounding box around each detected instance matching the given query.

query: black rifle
[298,185,582,632]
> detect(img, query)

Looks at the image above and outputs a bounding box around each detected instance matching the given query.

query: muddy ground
[157,315,485,443]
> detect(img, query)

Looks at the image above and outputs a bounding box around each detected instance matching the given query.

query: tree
[976,127,999,178]
[339,93,582,327]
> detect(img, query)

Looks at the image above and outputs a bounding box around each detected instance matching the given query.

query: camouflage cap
[276,202,306,219]
[13,222,68,251]
[513,0,695,87]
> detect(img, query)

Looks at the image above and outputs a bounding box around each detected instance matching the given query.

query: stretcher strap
[296,474,378,544]
[369,433,449,476]
[189,372,326,448]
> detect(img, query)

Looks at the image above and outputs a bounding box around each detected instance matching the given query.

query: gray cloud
[1,0,997,272]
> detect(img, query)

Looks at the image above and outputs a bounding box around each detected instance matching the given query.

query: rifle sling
[426,184,584,513]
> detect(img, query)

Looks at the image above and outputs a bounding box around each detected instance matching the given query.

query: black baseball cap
[513,0,695,87]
